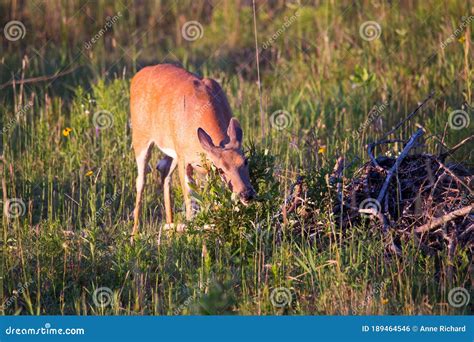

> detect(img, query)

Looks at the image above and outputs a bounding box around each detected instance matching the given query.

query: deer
[130,64,256,239]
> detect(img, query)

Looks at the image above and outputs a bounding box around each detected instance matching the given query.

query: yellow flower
[85,170,93,177]
[458,35,466,44]
[381,298,389,305]
[62,127,72,137]
[318,146,327,154]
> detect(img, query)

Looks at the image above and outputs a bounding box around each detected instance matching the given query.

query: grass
[1,0,472,315]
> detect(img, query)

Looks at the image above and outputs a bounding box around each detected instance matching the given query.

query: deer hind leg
[131,142,153,241]
[157,156,177,224]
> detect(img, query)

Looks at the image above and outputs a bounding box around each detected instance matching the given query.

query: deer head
[197,118,256,205]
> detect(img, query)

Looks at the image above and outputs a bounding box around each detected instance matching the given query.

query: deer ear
[197,128,217,153]
[227,118,243,149]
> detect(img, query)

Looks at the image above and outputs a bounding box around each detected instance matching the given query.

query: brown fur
[130,64,255,239]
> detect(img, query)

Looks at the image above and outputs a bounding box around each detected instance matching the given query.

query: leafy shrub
[188,145,280,252]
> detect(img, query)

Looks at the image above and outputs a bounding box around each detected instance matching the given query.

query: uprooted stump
[331,128,473,255]
[282,128,473,258]
[334,153,473,254]
[283,92,472,262]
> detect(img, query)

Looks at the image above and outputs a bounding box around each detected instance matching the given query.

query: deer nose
[240,188,256,202]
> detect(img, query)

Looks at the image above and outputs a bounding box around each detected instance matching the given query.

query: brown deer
[130,64,255,238]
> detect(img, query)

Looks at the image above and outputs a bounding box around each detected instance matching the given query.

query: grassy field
[1,0,472,315]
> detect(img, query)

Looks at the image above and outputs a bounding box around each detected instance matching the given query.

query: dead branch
[377,128,425,204]
[379,91,434,141]
[440,135,474,159]
[437,160,473,195]
[415,204,473,234]
[0,66,79,90]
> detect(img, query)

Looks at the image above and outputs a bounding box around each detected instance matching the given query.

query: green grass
[1,0,472,315]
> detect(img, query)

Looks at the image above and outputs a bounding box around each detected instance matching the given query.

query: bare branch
[415,204,473,234]
[377,128,425,204]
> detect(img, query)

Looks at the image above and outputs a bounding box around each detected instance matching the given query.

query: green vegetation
[1,0,472,315]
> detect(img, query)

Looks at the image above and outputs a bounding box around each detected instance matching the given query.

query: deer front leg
[178,161,196,220]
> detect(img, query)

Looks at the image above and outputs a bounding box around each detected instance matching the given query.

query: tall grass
[1,0,472,315]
